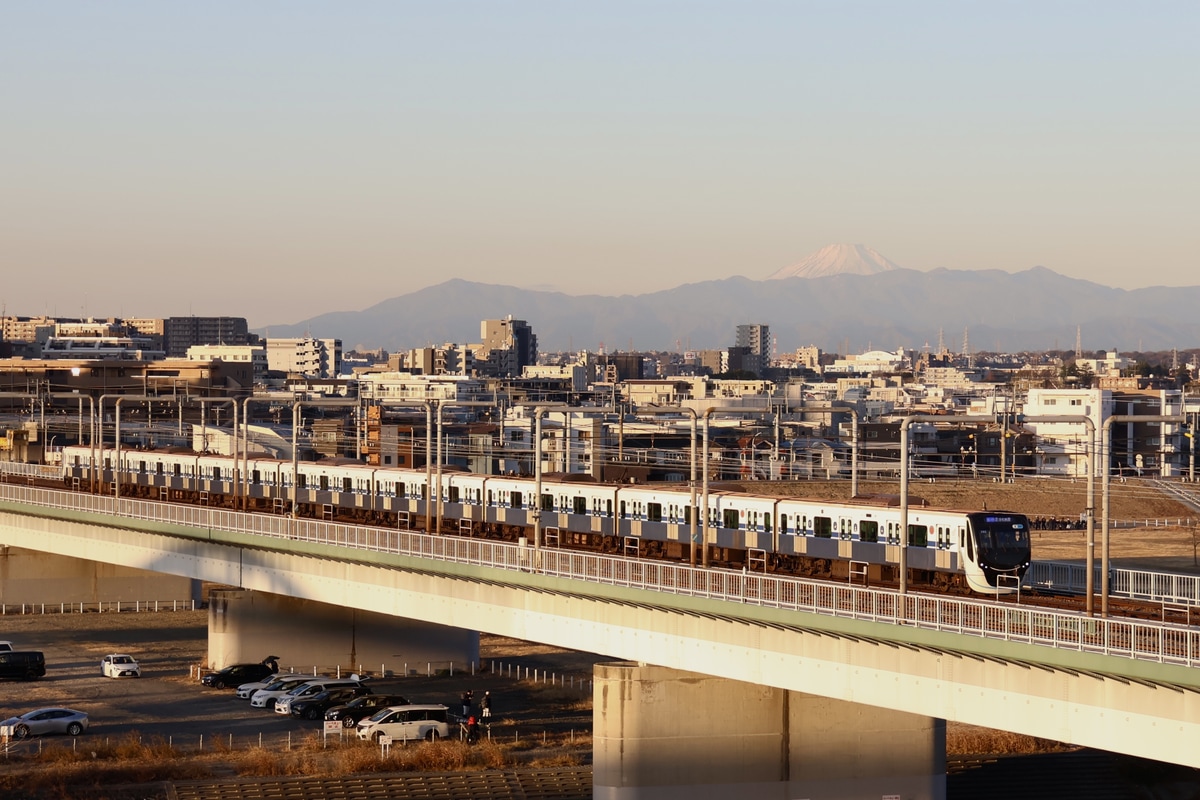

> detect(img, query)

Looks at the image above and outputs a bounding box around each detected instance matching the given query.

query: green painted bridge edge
[5,499,1200,691]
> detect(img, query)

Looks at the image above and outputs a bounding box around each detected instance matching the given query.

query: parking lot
[0,608,596,749]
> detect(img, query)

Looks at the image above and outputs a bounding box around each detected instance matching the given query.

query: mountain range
[260,246,1200,354]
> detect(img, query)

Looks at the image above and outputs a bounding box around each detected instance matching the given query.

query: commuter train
[58,445,1031,595]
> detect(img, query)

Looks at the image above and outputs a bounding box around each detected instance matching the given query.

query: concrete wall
[594,662,944,800]
[207,588,479,675]
[0,545,197,606]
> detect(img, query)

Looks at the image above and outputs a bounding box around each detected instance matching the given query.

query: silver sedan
[1,708,89,739]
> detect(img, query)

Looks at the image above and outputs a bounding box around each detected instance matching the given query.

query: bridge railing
[1025,561,1200,607]
[3,482,1200,669]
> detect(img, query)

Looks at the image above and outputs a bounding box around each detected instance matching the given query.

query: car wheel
[305,707,321,720]
[12,724,29,740]
[66,722,83,736]
[425,730,440,742]
[213,679,226,689]
[341,715,356,728]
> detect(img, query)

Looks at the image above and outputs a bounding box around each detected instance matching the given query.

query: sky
[2,2,1197,327]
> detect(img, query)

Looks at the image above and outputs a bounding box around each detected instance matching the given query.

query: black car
[200,663,274,689]
[324,693,410,728]
[290,685,372,720]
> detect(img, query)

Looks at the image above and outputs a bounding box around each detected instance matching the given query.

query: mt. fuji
[767,243,903,279]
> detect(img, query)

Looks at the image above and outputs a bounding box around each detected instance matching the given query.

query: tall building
[735,324,771,376]
[164,317,249,358]
[476,317,537,377]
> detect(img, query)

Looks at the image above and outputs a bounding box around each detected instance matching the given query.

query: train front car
[962,511,1031,594]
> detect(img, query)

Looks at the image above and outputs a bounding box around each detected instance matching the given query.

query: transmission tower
[1075,326,1082,359]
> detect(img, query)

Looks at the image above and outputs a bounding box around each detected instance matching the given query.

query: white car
[236,673,305,700]
[249,676,324,709]
[100,653,141,678]
[356,704,450,742]
[273,678,364,715]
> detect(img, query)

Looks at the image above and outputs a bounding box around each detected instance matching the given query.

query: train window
[619,501,627,519]
[104,458,111,470]
[779,513,787,534]
[73,456,80,468]
[487,489,494,506]
[318,475,329,491]
[173,464,181,477]
[343,477,352,493]
[722,509,738,529]
[297,474,307,489]
[764,515,772,534]
[573,496,586,515]
[683,506,691,525]
[647,503,662,523]
[213,466,222,481]
[157,462,165,475]
[541,493,552,511]
[449,486,460,503]
[860,520,879,543]
[907,524,928,547]
[813,517,832,538]
[511,491,523,509]
[606,499,613,517]
[252,470,261,485]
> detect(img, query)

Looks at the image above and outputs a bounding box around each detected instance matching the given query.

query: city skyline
[4,3,1197,326]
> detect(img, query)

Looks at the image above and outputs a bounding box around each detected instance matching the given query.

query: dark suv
[290,685,372,720]
[325,693,410,728]
[201,663,274,689]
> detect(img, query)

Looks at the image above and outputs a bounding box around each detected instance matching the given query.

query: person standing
[461,689,473,718]
[480,690,492,720]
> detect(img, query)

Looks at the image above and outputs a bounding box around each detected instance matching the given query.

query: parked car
[1,708,89,738]
[356,704,450,742]
[325,694,410,728]
[0,641,13,652]
[288,685,371,720]
[100,654,141,678]
[237,673,310,701]
[200,663,273,689]
[0,651,45,680]
[273,678,367,715]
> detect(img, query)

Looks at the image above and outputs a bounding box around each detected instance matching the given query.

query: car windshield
[114,656,133,664]
[366,707,393,723]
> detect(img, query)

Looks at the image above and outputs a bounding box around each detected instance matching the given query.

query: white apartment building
[1023,388,1108,477]
[187,344,267,383]
[357,372,490,403]
[266,337,341,378]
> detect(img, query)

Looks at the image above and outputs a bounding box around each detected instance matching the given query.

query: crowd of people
[460,689,493,744]
[1028,515,1088,530]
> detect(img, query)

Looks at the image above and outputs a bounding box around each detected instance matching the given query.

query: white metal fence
[2,481,1199,670]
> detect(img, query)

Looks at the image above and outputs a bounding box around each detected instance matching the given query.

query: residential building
[475,317,537,377]
[265,337,341,379]
[186,344,268,383]
[164,317,249,358]
[735,324,771,376]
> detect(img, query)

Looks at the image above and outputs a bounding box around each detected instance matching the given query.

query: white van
[356,704,450,742]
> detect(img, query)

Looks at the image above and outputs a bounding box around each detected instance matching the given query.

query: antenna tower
[962,327,972,369]
[937,328,945,356]
[1075,326,1082,359]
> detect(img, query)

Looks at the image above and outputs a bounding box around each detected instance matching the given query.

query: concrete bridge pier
[594,662,945,800]
[208,589,479,675]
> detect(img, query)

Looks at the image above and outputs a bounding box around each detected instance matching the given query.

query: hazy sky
[3,2,1197,327]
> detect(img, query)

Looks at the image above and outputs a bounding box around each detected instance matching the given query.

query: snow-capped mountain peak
[767,244,902,279]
